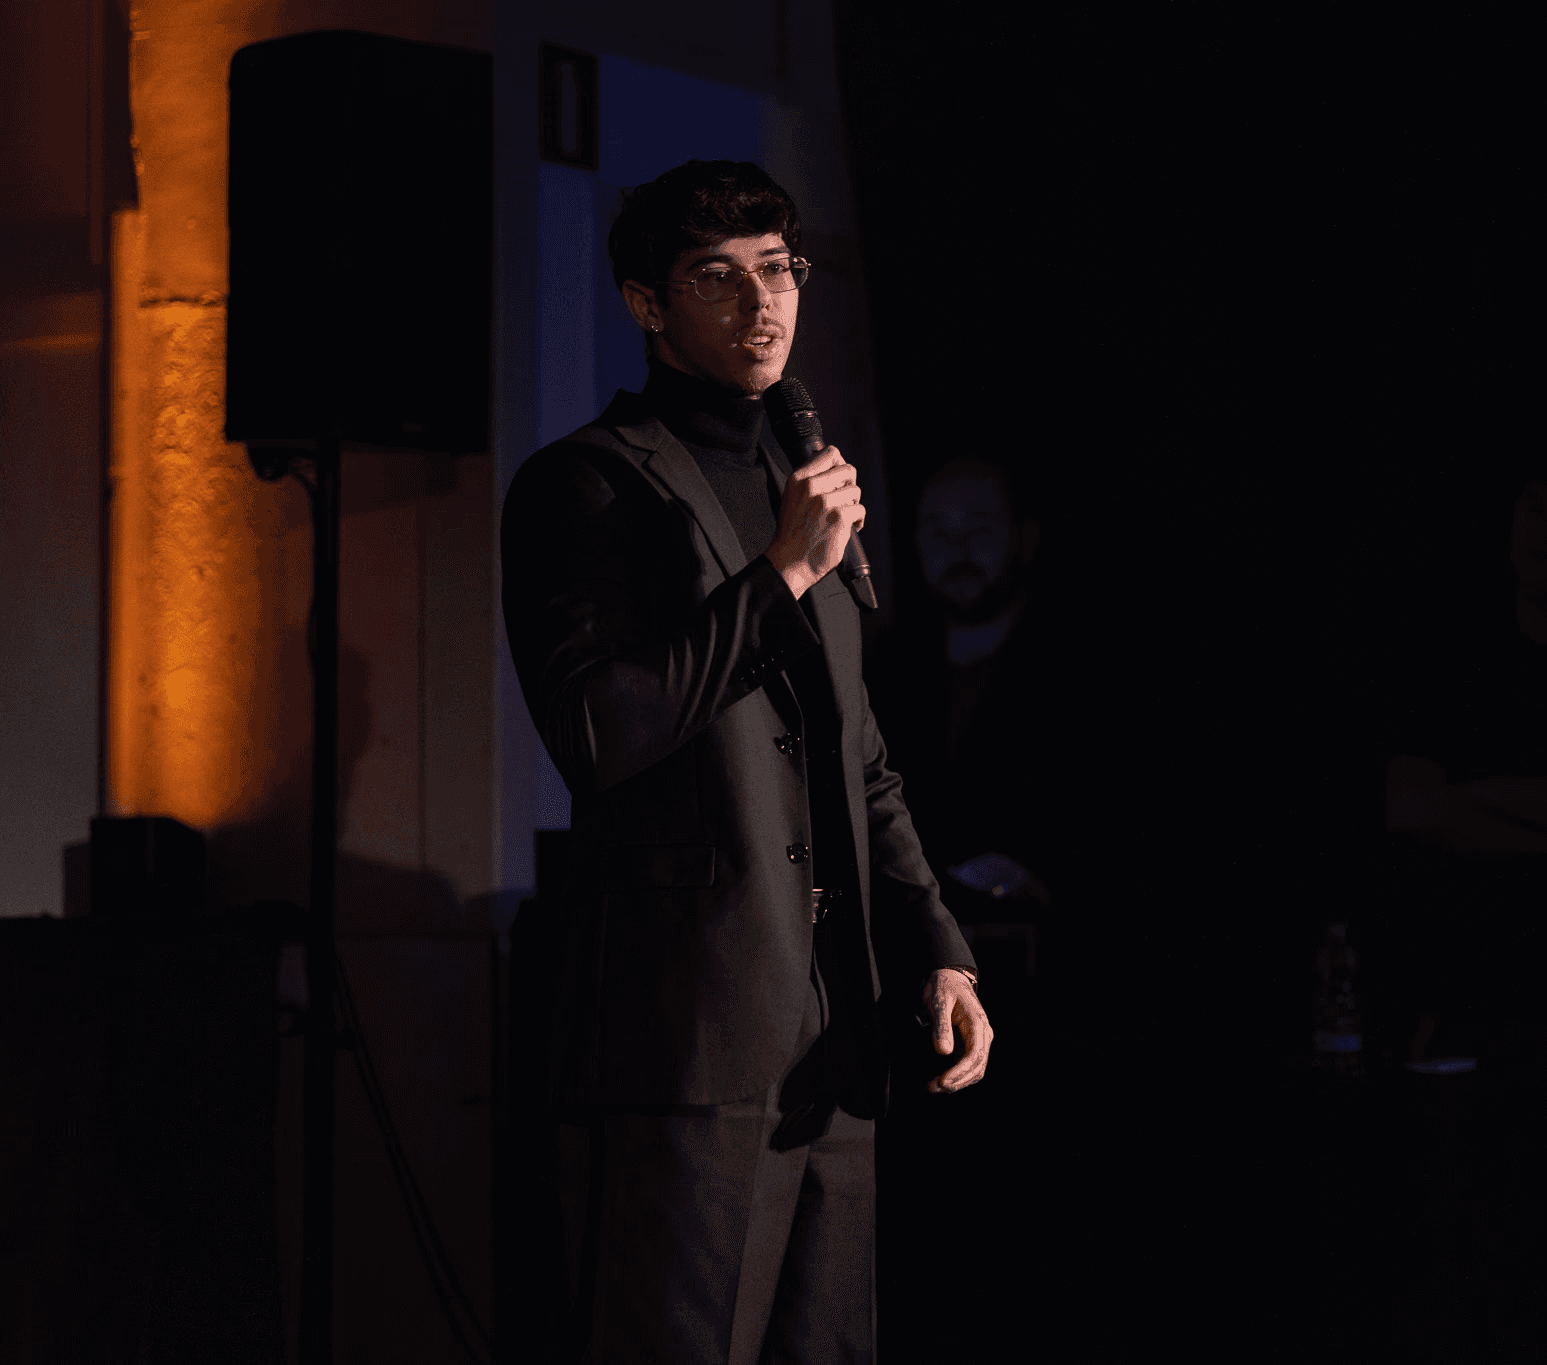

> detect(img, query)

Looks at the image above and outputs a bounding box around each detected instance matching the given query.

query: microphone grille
[763,377,814,425]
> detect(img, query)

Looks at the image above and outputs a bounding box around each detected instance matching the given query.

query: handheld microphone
[763,378,879,612]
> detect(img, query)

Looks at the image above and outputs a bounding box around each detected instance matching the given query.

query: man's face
[628,233,798,395]
[916,475,1035,613]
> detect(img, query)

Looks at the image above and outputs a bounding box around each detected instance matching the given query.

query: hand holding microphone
[763,378,879,609]
[766,446,865,599]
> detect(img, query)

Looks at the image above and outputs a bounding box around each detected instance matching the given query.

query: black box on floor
[89,816,206,916]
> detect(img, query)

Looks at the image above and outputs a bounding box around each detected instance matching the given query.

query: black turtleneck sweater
[641,359,780,562]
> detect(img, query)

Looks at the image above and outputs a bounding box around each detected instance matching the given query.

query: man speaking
[500,159,991,1363]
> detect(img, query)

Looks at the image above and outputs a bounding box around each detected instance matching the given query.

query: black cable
[334,950,494,1364]
[334,953,491,1361]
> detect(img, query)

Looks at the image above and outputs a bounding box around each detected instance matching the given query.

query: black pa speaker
[226,30,492,454]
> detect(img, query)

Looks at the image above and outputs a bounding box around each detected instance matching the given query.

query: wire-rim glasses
[662,257,811,304]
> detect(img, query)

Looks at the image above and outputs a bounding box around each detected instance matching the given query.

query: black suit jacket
[500,388,975,1108]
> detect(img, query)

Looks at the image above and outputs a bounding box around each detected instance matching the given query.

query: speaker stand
[299,437,340,1364]
[249,435,341,1364]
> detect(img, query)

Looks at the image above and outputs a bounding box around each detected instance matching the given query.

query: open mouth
[738,332,781,352]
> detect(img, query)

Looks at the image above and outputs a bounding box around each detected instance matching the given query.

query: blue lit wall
[593,57,765,407]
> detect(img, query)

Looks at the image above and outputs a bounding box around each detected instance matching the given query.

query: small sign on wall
[540,44,598,170]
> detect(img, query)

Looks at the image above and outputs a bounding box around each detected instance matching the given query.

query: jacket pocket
[599,842,716,889]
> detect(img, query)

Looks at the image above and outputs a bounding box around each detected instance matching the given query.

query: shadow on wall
[64,636,464,930]
[67,448,486,939]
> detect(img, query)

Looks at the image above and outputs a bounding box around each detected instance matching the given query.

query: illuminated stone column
[108,0,307,840]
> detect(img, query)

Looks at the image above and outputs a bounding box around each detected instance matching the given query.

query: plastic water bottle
[1312,922,1364,1077]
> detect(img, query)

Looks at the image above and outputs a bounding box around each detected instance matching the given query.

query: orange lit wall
[108,0,301,831]
[108,1,494,911]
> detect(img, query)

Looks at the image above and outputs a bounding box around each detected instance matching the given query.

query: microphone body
[763,378,879,612]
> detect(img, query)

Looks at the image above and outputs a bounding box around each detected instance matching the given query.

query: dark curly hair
[607,159,801,305]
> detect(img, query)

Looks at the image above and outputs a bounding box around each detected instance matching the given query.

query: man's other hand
[766,445,865,600]
[923,968,993,1094]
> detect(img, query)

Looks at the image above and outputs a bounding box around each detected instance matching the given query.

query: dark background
[835,5,1540,1356]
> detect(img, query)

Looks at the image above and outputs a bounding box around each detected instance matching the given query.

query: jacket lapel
[612,413,748,583]
[612,406,805,736]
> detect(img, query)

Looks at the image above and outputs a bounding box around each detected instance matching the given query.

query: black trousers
[556,938,876,1365]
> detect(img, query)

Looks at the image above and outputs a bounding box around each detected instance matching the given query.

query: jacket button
[786,843,809,864]
[774,733,802,756]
